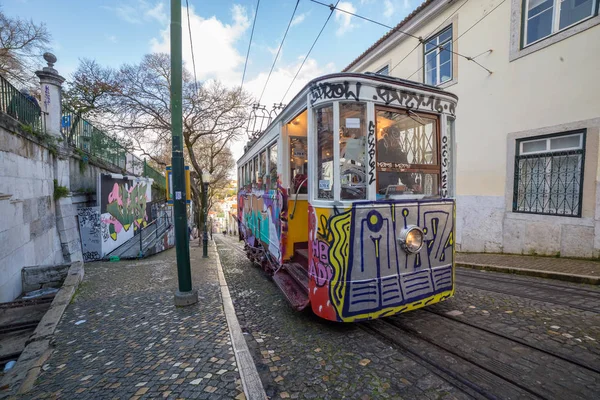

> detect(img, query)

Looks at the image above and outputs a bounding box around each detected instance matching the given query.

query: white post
[35,53,65,138]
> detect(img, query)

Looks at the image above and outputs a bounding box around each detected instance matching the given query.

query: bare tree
[0,10,51,86]
[79,53,252,238]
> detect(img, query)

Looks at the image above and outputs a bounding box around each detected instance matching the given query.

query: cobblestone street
[25,244,244,400]
[215,235,600,400]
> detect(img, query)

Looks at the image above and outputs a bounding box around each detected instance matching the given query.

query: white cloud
[228,57,335,162]
[105,1,168,25]
[111,4,141,24]
[149,3,333,168]
[335,2,357,36]
[145,2,168,25]
[383,0,395,18]
[150,4,250,85]
[291,12,308,27]
[106,35,118,43]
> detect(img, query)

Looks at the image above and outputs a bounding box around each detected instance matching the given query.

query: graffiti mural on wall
[308,200,454,322]
[78,207,102,262]
[100,174,152,256]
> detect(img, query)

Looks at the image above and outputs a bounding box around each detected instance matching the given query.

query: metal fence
[0,73,165,190]
[0,75,44,132]
[61,107,166,189]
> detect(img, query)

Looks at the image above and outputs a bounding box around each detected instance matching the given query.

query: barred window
[513,131,585,217]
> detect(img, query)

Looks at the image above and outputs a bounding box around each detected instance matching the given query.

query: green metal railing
[0,73,165,190]
[61,107,166,189]
[0,75,44,132]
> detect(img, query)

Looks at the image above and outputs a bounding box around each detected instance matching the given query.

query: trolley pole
[171,0,197,307]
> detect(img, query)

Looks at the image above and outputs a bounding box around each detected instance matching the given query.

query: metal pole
[203,182,208,257]
[171,0,197,306]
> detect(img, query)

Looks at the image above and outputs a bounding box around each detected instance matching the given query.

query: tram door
[285,110,309,260]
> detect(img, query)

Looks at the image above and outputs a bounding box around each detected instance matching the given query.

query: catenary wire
[185,0,199,94]
[258,0,300,104]
[280,0,340,104]
[241,0,261,90]
[309,0,476,66]
[389,0,472,75]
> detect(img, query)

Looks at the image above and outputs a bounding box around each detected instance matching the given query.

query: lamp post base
[203,231,208,258]
[174,289,198,307]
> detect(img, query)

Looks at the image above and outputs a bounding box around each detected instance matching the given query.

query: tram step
[285,262,309,291]
[273,269,310,311]
[295,248,309,262]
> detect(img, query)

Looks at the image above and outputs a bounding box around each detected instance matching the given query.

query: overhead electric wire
[405,0,506,80]
[241,0,261,91]
[280,0,340,104]
[388,0,472,75]
[310,0,475,65]
[185,0,199,94]
[258,0,300,104]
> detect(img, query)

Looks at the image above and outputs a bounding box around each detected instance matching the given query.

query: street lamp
[202,171,211,258]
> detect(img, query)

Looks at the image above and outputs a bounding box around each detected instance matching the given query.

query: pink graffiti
[108,183,124,206]
[309,239,333,286]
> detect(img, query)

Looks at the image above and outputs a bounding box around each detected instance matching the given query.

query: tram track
[364,309,600,400]
[457,274,599,313]
[423,308,600,374]
[361,320,539,400]
[457,269,600,296]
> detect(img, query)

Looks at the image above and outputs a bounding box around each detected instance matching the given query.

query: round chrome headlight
[398,226,424,254]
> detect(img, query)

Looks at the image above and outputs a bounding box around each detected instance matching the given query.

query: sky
[3,0,417,163]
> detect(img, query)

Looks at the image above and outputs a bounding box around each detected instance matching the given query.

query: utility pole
[171,0,198,306]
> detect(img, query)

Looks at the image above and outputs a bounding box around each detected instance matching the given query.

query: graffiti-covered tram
[237,73,457,322]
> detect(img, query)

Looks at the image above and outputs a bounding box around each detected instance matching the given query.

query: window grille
[513,131,585,217]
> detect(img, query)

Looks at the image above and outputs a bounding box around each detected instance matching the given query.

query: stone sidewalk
[20,241,260,400]
[456,252,600,284]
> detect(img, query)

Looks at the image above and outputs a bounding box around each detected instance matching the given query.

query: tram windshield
[376,109,439,198]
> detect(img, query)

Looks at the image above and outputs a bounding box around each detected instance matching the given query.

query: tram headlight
[398,226,424,254]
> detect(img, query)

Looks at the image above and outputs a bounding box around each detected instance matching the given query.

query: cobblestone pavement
[456,252,600,277]
[25,243,244,400]
[217,235,600,399]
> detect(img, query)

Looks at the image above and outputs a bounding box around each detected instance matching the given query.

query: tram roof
[239,72,458,162]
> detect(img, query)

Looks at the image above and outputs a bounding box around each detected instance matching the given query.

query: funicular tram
[237,73,457,322]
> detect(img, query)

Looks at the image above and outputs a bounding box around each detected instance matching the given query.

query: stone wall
[0,115,64,302]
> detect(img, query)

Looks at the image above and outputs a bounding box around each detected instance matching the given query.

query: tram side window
[290,137,308,194]
[316,105,334,200]
[269,143,278,190]
[376,109,439,197]
[340,103,367,200]
[253,157,258,185]
[259,151,267,188]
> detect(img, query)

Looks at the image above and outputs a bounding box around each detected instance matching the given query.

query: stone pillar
[35,53,65,138]
[35,53,82,263]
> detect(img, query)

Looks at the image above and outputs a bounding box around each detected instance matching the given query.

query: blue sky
[4,0,416,158]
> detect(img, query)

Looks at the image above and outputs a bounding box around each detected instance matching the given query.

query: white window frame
[514,131,585,217]
[519,132,583,154]
[423,25,453,86]
[523,0,599,47]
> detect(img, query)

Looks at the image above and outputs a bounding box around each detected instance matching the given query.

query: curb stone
[213,241,267,400]
[457,263,599,285]
[0,261,84,398]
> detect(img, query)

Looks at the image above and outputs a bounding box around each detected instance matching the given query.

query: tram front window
[316,105,334,200]
[340,103,367,200]
[376,109,439,197]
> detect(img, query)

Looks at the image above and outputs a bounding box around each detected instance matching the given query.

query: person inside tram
[377,125,421,195]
